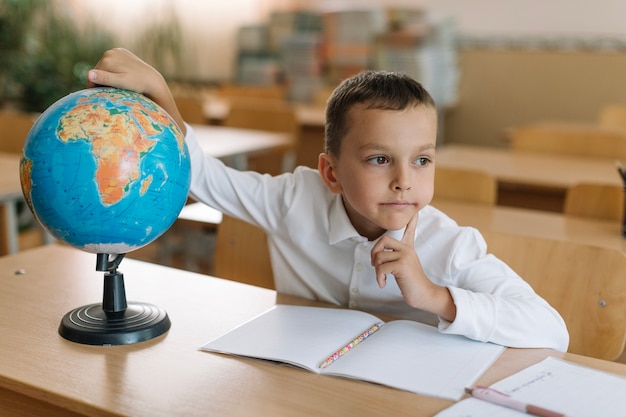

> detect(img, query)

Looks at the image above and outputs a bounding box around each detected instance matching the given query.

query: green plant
[0,2,183,113]
[0,0,45,105]
[17,11,115,112]
[132,9,183,80]
[0,1,114,113]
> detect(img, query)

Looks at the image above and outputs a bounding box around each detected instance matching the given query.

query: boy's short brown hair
[324,71,436,156]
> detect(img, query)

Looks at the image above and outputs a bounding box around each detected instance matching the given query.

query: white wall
[73,0,626,81]
[298,0,626,37]
[70,0,298,81]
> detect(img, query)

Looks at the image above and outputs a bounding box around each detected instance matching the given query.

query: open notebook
[201,305,505,400]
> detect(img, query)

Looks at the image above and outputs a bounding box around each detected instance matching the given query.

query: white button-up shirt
[185,126,569,351]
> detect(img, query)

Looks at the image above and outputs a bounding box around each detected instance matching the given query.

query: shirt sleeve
[182,124,303,231]
[433,227,569,351]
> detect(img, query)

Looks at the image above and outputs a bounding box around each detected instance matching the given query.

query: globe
[19,87,191,255]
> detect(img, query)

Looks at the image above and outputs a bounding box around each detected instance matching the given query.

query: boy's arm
[87,48,186,134]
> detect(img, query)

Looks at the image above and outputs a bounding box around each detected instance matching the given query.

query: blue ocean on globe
[20,87,191,254]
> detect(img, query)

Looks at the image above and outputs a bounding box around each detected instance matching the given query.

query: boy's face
[319,104,437,240]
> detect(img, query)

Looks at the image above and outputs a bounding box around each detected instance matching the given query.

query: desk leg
[231,155,248,171]
[219,155,248,171]
[281,150,296,173]
[0,201,19,255]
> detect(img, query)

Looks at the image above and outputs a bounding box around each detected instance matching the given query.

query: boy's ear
[318,153,343,194]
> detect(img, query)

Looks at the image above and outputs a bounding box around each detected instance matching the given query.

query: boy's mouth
[381,201,415,208]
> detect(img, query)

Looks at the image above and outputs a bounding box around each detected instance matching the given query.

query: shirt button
[355,263,363,272]
[349,301,358,308]
[351,287,359,294]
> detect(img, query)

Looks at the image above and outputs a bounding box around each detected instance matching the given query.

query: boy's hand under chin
[370,213,457,322]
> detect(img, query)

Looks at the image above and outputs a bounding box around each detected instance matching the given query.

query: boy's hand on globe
[88,48,186,134]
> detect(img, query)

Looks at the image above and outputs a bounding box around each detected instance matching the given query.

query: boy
[88,48,569,350]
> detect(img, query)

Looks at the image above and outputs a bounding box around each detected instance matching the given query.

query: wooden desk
[2,245,626,417]
[0,153,26,255]
[436,144,622,212]
[190,124,292,170]
[432,199,626,254]
[292,104,326,168]
[202,98,326,169]
[202,98,325,128]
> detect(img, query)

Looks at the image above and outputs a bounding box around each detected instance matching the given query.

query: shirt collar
[327,195,409,245]
[328,195,361,244]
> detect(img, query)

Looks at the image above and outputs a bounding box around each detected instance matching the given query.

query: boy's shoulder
[418,204,488,251]
[279,165,334,204]
[419,204,460,227]
[291,165,327,189]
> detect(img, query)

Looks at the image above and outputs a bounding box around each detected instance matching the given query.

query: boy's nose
[393,167,412,190]
[394,182,411,190]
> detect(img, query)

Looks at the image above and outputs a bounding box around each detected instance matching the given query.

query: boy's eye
[368,156,389,165]
[415,157,431,166]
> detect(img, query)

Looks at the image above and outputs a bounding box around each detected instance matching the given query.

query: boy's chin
[378,218,412,232]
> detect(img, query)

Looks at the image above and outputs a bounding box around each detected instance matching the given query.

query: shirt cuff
[437,286,494,342]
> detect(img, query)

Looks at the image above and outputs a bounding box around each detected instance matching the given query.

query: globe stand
[58,253,171,345]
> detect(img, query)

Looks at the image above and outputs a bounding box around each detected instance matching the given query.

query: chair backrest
[213,214,274,290]
[507,122,626,160]
[218,84,286,101]
[224,99,299,134]
[482,230,626,360]
[0,111,37,153]
[432,166,497,205]
[564,182,624,222]
[312,86,336,107]
[223,99,300,174]
[598,104,626,129]
[174,96,207,124]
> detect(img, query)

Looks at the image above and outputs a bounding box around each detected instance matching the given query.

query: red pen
[465,386,568,417]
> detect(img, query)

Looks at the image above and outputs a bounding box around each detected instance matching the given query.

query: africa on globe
[19,87,191,254]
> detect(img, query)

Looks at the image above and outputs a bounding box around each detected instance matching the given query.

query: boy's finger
[87,69,131,91]
[376,272,387,288]
[401,213,418,244]
[87,69,112,88]
[86,70,100,88]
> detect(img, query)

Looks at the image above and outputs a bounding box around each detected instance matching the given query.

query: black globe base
[59,301,171,346]
[58,253,170,346]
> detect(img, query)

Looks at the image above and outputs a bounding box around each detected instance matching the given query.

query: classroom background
[4,0,626,148]
[3,3,626,413]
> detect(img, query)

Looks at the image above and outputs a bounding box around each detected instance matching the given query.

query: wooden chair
[432,166,497,205]
[218,84,286,101]
[312,85,336,107]
[213,214,274,289]
[507,121,626,160]
[223,99,300,174]
[598,104,626,129]
[0,110,38,153]
[563,182,624,222]
[483,230,626,361]
[174,96,207,124]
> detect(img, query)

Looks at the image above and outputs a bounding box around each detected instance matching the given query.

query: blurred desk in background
[293,104,326,168]
[202,98,326,169]
[202,97,325,127]
[190,124,292,170]
[436,144,621,212]
[432,199,626,254]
